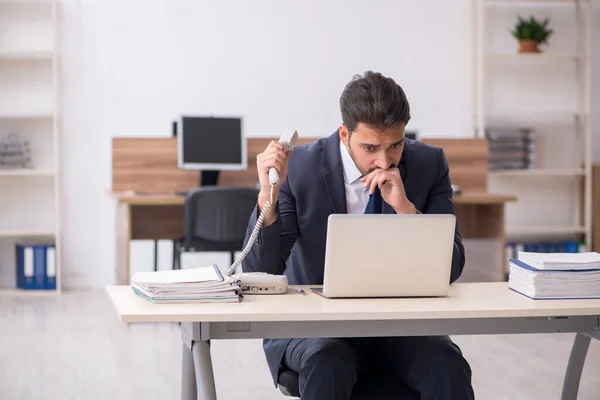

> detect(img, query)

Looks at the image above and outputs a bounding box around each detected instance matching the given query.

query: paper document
[509,253,600,300]
[133,265,223,284]
[517,251,600,271]
[131,264,243,303]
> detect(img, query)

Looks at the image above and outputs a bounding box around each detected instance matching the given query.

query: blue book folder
[33,245,46,290]
[16,244,23,289]
[44,245,56,290]
[565,242,578,253]
[15,244,35,290]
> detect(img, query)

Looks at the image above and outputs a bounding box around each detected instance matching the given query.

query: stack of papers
[509,251,600,300]
[517,251,600,271]
[132,265,243,303]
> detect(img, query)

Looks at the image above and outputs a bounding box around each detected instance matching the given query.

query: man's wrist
[259,184,280,199]
[393,200,417,214]
[258,188,279,226]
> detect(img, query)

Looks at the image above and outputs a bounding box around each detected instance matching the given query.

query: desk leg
[182,342,197,400]
[193,340,217,399]
[561,333,591,400]
[181,322,217,400]
[116,203,131,285]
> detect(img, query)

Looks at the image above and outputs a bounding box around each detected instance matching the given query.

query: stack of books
[508,251,600,299]
[505,241,586,261]
[485,127,535,170]
[132,265,243,303]
[0,132,31,169]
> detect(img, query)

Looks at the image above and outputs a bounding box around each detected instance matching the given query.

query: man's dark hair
[339,71,411,133]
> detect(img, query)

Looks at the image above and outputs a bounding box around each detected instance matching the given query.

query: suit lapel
[323,169,347,214]
[322,132,347,214]
[398,159,407,182]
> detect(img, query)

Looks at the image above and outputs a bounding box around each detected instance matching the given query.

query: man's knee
[301,340,360,374]
[429,340,472,381]
[421,340,474,399]
[293,340,361,400]
[298,339,360,393]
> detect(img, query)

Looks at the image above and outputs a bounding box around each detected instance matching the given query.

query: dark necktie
[364,186,382,214]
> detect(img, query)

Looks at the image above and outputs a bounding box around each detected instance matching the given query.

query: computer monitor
[405,130,418,141]
[177,116,247,186]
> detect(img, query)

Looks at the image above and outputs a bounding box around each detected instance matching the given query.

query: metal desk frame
[180,315,600,400]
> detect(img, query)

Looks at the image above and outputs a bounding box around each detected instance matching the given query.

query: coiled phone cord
[226,185,274,277]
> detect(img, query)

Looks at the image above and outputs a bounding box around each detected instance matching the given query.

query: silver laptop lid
[322,214,456,298]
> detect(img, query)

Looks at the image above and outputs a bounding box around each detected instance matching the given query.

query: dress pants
[283,336,474,400]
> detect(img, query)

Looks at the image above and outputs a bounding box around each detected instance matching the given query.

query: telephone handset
[268,130,298,186]
[227,131,299,294]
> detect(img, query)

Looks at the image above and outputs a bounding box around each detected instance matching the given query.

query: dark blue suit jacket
[242,130,465,385]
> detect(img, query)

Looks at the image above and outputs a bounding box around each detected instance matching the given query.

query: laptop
[311,214,456,298]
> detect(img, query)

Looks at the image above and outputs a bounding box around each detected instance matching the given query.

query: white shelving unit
[0,0,60,293]
[472,0,593,248]
[0,50,54,60]
[489,168,585,177]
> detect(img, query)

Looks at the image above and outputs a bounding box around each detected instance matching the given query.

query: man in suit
[242,71,474,400]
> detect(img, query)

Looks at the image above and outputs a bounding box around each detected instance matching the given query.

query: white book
[516,251,600,271]
[132,265,224,285]
[508,260,600,299]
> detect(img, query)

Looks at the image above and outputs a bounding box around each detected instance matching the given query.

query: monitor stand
[200,170,220,186]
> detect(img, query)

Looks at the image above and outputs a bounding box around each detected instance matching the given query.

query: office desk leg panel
[193,340,217,400]
[181,322,217,400]
[116,203,131,285]
[182,342,197,400]
[561,333,592,400]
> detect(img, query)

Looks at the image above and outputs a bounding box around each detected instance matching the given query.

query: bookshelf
[481,52,586,59]
[0,0,60,294]
[472,0,593,250]
[0,50,55,60]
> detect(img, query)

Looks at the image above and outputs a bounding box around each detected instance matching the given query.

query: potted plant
[511,15,554,53]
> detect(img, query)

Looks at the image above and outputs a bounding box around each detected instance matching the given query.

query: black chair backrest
[181,186,259,251]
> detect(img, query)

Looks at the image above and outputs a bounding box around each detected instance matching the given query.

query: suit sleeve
[240,178,298,276]
[421,148,466,283]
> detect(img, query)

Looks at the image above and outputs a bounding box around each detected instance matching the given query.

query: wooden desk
[106,282,600,400]
[115,192,185,285]
[114,192,516,285]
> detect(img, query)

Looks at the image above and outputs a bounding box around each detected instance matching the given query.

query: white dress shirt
[340,141,370,214]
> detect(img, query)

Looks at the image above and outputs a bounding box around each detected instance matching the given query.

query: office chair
[278,366,421,399]
[174,186,259,270]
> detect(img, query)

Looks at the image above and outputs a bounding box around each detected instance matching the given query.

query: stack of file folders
[508,251,600,300]
[485,127,535,170]
[132,265,243,303]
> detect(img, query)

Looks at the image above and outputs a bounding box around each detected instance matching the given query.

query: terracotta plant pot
[518,39,540,53]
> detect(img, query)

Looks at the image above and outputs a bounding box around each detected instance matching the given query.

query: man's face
[339,122,405,176]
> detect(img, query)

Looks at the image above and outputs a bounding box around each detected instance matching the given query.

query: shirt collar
[339,140,363,185]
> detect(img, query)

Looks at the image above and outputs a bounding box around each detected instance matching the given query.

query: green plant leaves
[511,15,554,44]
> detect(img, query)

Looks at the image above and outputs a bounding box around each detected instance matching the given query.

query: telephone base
[232,272,288,295]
